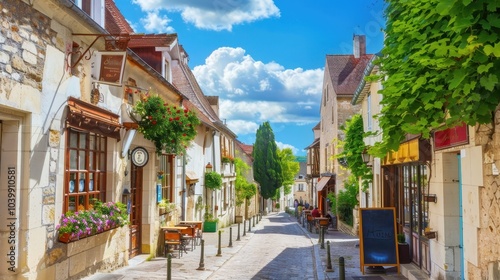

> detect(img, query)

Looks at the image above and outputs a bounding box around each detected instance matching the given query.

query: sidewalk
[85,212,409,280]
[289,212,408,280]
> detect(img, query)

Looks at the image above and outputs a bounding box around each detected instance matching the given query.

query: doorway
[129,164,143,258]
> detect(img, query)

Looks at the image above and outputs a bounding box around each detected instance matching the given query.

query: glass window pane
[68,196,76,212]
[78,173,86,192]
[89,173,94,192]
[79,133,86,149]
[100,153,105,171]
[79,151,85,170]
[89,134,96,150]
[70,131,78,148]
[89,152,94,170]
[100,137,105,151]
[70,150,77,170]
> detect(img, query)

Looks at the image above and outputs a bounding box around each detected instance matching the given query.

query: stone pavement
[83,212,409,280]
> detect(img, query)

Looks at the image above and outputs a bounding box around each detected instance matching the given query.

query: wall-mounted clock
[131,147,149,167]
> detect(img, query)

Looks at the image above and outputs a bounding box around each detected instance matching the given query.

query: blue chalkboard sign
[156,184,162,203]
[359,207,399,274]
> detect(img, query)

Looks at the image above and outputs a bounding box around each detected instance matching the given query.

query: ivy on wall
[371,0,500,157]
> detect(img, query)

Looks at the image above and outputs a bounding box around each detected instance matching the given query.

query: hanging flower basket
[133,93,200,155]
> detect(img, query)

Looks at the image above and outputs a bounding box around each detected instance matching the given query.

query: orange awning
[316,176,331,192]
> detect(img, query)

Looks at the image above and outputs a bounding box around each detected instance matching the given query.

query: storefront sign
[433,123,469,150]
[91,51,126,86]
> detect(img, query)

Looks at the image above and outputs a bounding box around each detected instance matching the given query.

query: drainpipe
[181,153,186,221]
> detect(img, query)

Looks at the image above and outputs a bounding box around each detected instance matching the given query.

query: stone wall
[40,226,129,280]
[472,108,500,279]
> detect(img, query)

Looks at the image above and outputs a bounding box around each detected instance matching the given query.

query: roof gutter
[351,53,381,105]
[54,0,188,100]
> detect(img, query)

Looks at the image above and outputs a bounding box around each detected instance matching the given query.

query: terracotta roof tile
[326,54,373,95]
[105,0,134,34]
[127,34,178,48]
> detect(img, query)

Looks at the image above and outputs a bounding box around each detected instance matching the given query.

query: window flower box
[56,200,128,243]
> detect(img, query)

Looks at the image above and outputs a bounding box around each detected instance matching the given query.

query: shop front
[381,137,432,273]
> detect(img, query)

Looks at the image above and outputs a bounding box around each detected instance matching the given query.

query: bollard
[339,256,345,280]
[166,253,172,280]
[320,227,325,249]
[248,218,252,232]
[228,227,233,247]
[243,219,246,236]
[216,230,222,256]
[253,215,255,227]
[236,222,241,241]
[326,241,334,272]
[196,239,205,270]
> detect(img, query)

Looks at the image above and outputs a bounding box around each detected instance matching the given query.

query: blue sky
[115,0,386,156]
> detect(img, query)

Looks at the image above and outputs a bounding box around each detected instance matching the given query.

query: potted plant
[205,171,222,190]
[133,93,200,155]
[203,206,219,232]
[397,233,411,264]
[56,200,129,243]
[158,199,176,216]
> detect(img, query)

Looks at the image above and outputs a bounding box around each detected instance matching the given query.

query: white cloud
[192,47,322,150]
[194,47,322,119]
[132,0,280,31]
[140,11,175,33]
[276,141,299,155]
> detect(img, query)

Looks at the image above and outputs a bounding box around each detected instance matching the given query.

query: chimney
[353,35,366,58]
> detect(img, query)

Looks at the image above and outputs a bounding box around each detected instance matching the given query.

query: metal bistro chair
[164,230,183,258]
[306,214,315,233]
[177,225,196,251]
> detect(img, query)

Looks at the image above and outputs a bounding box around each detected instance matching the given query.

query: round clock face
[131,147,149,167]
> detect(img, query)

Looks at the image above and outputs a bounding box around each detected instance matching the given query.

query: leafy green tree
[234,157,256,207]
[372,0,500,157]
[277,148,300,196]
[253,122,283,199]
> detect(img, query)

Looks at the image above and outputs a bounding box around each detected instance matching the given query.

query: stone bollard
[243,220,246,236]
[228,227,233,247]
[339,256,345,280]
[248,218,252,232]
[236,223,241,241]
[320,227,325,249]
[216,230,222,256]
[326,241,334,272]
[167,253,172,280]
[196,239,205,270]
[253,215,255,227]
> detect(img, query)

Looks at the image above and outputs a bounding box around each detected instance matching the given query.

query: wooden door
[129,164,143,258]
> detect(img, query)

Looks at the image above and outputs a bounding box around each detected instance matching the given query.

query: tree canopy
[234,156,256,207]
[253,122,283,199]
[371,0,500,157]
[277,148,300,197]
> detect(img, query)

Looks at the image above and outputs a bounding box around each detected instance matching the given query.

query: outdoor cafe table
[161,226,190,255]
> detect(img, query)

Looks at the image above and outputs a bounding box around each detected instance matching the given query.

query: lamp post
[205,162,213,172]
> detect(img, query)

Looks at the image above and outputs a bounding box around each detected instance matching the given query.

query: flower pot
[203,221,218,232]
[398,243,411,264]
[58,233,78,243]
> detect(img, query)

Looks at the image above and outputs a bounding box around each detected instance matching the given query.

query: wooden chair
[178,226,195,251]
[164,230,183,258]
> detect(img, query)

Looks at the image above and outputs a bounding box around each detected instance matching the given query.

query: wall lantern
[205,162,213,172]
[361,149,372,165]
[122,188,131,212]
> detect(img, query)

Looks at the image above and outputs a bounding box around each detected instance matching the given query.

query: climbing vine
[370,0,500,157]
[337,114,372,191]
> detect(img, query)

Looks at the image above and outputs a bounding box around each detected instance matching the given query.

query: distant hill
[295,156,306,162]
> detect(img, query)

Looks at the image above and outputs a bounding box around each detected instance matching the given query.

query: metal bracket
[68,33,130,69]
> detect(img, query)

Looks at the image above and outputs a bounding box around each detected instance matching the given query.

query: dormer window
[72,0,104,27]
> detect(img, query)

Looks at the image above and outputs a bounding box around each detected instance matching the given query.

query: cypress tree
[253,122,283,199]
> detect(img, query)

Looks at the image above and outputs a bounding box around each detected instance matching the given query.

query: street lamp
[361,149,371,165]
[205,162,213,172]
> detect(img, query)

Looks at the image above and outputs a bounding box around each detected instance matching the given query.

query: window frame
[64,128,107,212]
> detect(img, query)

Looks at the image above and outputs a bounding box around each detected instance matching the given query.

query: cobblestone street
[84,212,408,280]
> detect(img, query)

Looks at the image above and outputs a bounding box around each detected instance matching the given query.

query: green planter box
[203,221,218,232]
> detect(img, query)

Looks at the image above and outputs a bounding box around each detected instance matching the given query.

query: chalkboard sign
[359,207,399,274]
